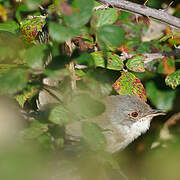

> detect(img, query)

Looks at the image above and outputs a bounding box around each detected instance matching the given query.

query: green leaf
[15,86,38,108]
[54,138,64,148]
[0,68,28,94]
[0,20,19,34]
[49,22,80,43]
[20,120,48,139]
[168,37,180,45]
[67,93,106,119]
[81,121,106,151]
[97,25,125,47]
[0,31,24,62]
[75,53,95,67]
[91,51,124,70]
[118,11,131,22]
[63,0,94,28]
[160,30,180,42]
[113,72,147,101]
[159,30,180,45]
[0,46,16,61]
[91,8,118,29]
[80,74,113,97]
[23,44,47,69]
[20,15,46,41]
[126,55,145,72]
[146,81,176,111]
[165,70,180,89]
[15,4,29,22]
[125,38,154,54]
[49,105,75,125]
[44,68,70,81]
[37,134,54,150]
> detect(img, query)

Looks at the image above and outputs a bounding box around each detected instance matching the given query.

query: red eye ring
[130,111,139,118]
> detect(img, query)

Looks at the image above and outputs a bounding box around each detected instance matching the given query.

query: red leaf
[162,57,175,75]
[112,72,147,101]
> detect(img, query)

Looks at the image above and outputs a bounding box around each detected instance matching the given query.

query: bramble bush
[0,0,180,179]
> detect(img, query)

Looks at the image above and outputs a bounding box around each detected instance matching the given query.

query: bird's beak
[145,109,166,118]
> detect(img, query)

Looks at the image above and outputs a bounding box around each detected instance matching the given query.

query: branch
[119,52,164,64]
[96,0,180,29]
[120,48,180,63]
[75,48,180,70]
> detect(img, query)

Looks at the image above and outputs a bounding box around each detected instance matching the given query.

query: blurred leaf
[0,5,7,21]
[146,0,162,8]
[158,57,175,75]
[49,105,76,125]
[67,93,106,118]
[75,69,86,79]
[37,134,54,150]
[165,70,180,89]
[0,31,24,62]
[168,36,180,45]
[49,22,80,43]
[24,0,41,10]
[125,38,161,54]
[21,120,48,139]
[91,8,118,29]
[143,143,180,180]
[0,20,19,34]
[55,137,64,148]
[91,51,124,70]
[75,53,95,67]
[63,0,94,28]
[118,11,131,22]
[126,55,145,72]
[20,15,46,41]
[160,30,180,44]
[113,72,147,101]
[80,27,95,47]
[0,144,48,180]
[44,68,70,82]
[160,34,172,42]
[97,25,125,47]
[15,4,29,22]
[0,64,19,70]
[81,121,106,151]
[23,44,48,69]
[0,46,16,61]
[80,74,112,97]
[146,81,176,111]
[15,85,38,108]
[0,68,28,94]
[174,4,180,17]
[48,125,65,139]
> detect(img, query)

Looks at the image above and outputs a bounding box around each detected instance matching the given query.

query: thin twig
[164,112,180,128]
[120,48,180,63]
[69,61,76,90]
[119,52,164,64]
[97,0,180,29]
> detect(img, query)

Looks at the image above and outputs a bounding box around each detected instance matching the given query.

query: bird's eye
[130,111,139,118]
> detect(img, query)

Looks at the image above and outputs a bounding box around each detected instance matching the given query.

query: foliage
[0,0,179,179]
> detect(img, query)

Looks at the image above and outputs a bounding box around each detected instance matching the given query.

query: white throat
[110,117,152,152]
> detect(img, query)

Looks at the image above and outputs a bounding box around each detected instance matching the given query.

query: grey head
[65,94,164,153]
[104,95,163,126]
[101,95,164,152]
